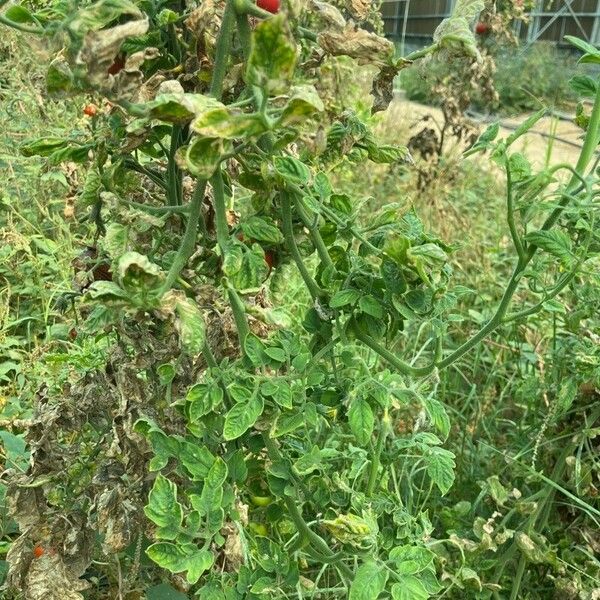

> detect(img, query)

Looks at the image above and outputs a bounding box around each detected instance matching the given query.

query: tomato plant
[0,0,598,598]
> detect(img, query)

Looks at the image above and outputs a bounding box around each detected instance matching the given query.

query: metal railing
[381,0,600,48]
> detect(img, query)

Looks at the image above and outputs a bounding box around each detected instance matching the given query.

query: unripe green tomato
[248,522,268,536]
[250,495,272,507]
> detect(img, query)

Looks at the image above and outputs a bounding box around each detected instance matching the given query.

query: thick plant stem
[293,194,334,270]
[436,272,521,369]
[161,179,207,292]
[366,419,388,496]
[281,192,324,300]
[211,169,251,350]
[0,15,43,34]
[262,434,354,582]
[531,85,600,242]
[162,0,238,292]
[210,0,236,99]
[227,287,250,351]
[235,11,252,61]
[211,169,231,251]
[505,157,525,261]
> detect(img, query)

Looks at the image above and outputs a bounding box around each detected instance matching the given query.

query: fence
[381,0,600,49]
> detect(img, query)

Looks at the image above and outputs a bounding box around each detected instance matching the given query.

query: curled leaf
[317,24,395,65]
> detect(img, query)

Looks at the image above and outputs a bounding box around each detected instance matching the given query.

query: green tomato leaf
[223,396,264,440]
[246,15,297,95]
[330,288,361,308]
[273,156,311,185]
[278,85,325,125]
[349,560,388,600]
[185,136,225,179]
[174,296,205,356]
[228,244,269,291]
[146,543,213,585]
[241,216,283,244]
[192,107,267,139]
[425,446,456,495]
[144,475,183,540]
[524,229,573,266]
[118,251,164,306]
[422,397,450,439]
[389,545,434,575]
[391,576,429,600]
[348,397,374,446]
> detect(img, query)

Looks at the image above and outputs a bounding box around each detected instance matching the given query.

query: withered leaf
[317,24,395,65]
[76,18,150,94]
[348,0,371,21]
[311,0,346,29]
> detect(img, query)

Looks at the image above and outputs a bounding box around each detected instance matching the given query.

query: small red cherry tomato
[257,0,280,13]
[33,545,45,559]
[475,22,489,35]
[83,104,98,117]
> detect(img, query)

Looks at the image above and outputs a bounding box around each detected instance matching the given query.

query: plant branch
[161,179,206,292]
[211,168,251,350]
[262,434,354,582]
[281,191,324,300]
[210,0,236,99]
[293,194,334,270]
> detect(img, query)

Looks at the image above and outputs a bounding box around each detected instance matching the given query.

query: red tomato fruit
[33,545,45,558]
[257,0,280,13]
[83,104,98,117]
[475,22,489,35]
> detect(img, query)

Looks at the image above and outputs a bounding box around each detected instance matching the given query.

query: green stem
[122,158,167,189]
[353,321,435,377]
[509,556,527,600]
[167,125,183,205]
[262,434,354,582]
[211,168,231,251]
[119,199,189,215]
[227,287,250,351]
[433,86,600,371]
[234,0,273,19]
[366,417,389,496]
[293,194,334,270]
[212,169,251,351]
[0,14,43,34]
[161,179,206,292]
[281,192,324,300]
[505,156,525,261]
[202,340,219,368]
[437,271,521,369]
[531,82,600,243]
[404,44,436,61]
[297,26,317,42]
[235,11,252,61]
[210,0,236,99]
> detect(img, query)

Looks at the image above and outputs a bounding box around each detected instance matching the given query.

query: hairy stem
[281,192,324,300]
[161,179,207,292]
[209,0,236,99]
[211,169,251,350]
[293,194,334,270]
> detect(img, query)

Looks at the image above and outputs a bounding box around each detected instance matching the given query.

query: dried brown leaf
[317,24,394,65]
